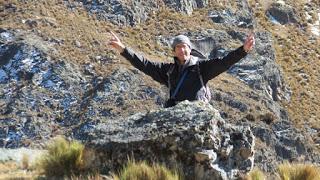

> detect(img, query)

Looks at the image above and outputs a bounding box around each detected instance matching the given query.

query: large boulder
[80,101,255,180]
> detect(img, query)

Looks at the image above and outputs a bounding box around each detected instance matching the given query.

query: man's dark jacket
[121,46,247,107]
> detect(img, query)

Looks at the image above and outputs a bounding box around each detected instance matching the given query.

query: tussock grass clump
[277,163,320,180]
[113,160,181,180]
[259,112,277,125]
[246,168,266,180]
[36,136,87,178]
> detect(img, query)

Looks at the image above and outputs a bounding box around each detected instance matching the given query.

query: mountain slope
[0,0,320,177]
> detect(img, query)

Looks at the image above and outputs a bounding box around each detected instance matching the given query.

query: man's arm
[108,31,169,85]
[200,33,255,82]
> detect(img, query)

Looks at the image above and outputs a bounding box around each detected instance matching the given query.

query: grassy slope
[1,0,319,129]
[248,0,320,130]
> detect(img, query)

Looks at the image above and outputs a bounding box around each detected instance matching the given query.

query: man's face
[174,43,191,64]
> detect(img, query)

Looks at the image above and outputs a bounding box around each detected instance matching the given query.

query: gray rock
[266,2,299,25]
[254,127,273,145]
[164,0,208,15]
[83,101,255,179]
[75,0,159,26]
[275,144,294,159]
[0,29,166,148]
[0,148,45,164]
[228,31,290,102]
[245,119,320,173]
[212,91,248,112]
[75,0,208,26]
[208,0,255,28]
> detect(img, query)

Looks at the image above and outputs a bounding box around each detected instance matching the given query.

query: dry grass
[21,153,29,170]
[113,160,181,180]
[277,163,320,180]
[0,162,36,179]
[36,136,88,178]
[245,168,266,180]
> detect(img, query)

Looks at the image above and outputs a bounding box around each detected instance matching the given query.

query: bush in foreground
[245,168,266,180]
[113,160,181,180]
[277,163,320,180]
[36,136,87,178]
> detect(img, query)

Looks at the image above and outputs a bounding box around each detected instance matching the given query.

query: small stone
[75,40,81,48]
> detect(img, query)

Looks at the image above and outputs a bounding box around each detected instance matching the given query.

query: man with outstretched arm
[109,32,255,107]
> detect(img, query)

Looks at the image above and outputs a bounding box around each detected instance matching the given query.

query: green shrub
[36,136,86,178]
[113,160,181,180]
[277,163,320,180]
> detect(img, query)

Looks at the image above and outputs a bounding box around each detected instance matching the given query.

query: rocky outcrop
[227,30,291,102]
[208,0,255,28]
[266,1,299,25]
[247,120,320,173]
[0,29,165,148]
[73,0,159,26]
[75,0,208,26]
[164,0,208,15]
[77,100,320,177]
[81,101,255,180]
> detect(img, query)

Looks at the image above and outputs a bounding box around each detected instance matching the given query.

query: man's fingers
[247,35,254,42]
[246,35,255,46]
[110,31,119,41]
[243,34,255,52]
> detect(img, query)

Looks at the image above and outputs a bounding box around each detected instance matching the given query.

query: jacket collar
[174,56,198,67]
[173,48,206,67]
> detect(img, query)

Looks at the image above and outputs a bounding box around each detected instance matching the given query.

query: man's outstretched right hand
[108,31,125,53]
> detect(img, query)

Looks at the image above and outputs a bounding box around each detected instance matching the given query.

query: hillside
[0,0,320,178]
[1,0,319,127]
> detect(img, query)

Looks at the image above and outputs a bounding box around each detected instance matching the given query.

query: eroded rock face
[266,2,299,25]
[75,0,208,26]
[0,29,165,148]
[250,119,320,173]
[164,0,208,15]
[208,0,255,28]
[0,30,87,148]
[83,101,255,180]
[74,0,159,26]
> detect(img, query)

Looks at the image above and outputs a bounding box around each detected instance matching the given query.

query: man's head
[172,35,192,64]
